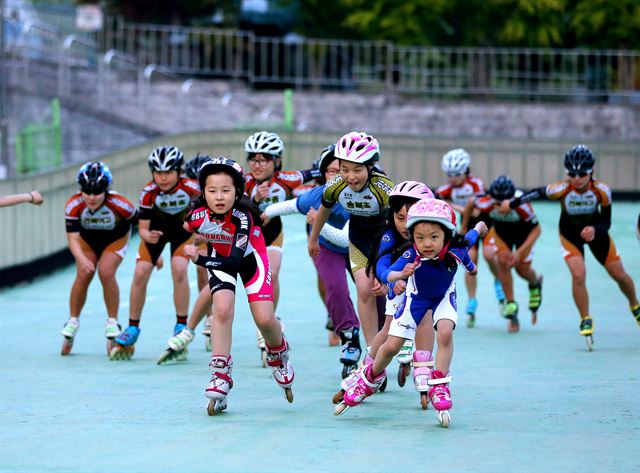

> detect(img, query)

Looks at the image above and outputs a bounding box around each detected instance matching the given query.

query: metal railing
[97,17,640,101]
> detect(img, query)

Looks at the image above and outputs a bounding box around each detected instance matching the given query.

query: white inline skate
[206,355,233,415]
[396,339,414,387]
[157,327,194,365]
[257,317,285,368]
[60,318,80,356]
[412,350,435,410]
[265,338,294,403]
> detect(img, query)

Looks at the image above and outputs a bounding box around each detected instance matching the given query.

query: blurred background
[0,0,638,279]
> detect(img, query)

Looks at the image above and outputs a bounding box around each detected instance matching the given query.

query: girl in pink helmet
[308,132,394,350]
[334,198,488,428]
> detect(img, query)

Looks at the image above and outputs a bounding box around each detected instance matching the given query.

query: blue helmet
[77,161,112,194]
[185,154,213,179]
[488,175,516,200]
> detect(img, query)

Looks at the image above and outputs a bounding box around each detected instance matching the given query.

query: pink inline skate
[412,350,435,410]
[334,364,386,415]
[332,353,374,404]
[428,370,453,427]
[205,355,233,416]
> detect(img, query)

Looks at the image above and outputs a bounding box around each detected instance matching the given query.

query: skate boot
[265,338,295,403]
[157,328,194,365]
[104,318,121,356]
[334,364,386,415]
[205,354,233,415]
[326,316,340,346]
[60,318,79,356]
[110,325,140,360]
[428,370,453,427]
[494,279,506,313]
[631,304,640,327]
[332,353,373,404]
[579,316,594,351]
[465,298,478,328]
[528,275,543,325]
[502,301,520,333]
[339,327,362,379]
[203,315,213,351]
[413,350,435,410]
[396,339,414,387]
[257,317,285,368]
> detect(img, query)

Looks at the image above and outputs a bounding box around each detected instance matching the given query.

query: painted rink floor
[1,202,639,473]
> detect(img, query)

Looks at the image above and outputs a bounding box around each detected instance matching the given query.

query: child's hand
[260,212,271,225]
[306,208,317,225]
[474,221,489,237]
[77,255,95,274]
[393,280,407,295]
[580,226,595,242]
[400,262,418,278]
[308,238,320,258]
[497,200,511,214]
[254,182,270,202]
[183,244,199,262]
[143,229,163,244]
[371,279,387,297]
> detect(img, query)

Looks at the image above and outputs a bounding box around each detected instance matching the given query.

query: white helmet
[335,131,380,165]
[244,131,284,157]
[148,146,184,172]
[441,148,471,176]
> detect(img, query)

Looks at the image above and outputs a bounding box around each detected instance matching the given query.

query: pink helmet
[389,181,434,208]
[335,131,380,165]
[407,198,457,233]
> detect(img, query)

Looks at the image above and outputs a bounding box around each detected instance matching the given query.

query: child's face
[247,153,276,181]
[413,222,446,258]
[324,159,339,182]
[447,174,466,187]
[204,173,236,214]
[567,171,591,191]
[81,191,106,211]
[153,170,179,192]
[339,161,369,191]
[393,205,409,240]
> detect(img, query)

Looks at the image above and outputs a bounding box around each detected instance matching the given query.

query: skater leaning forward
[183,157,294,415]
[62,162,138,355]
[110,146,200,359]
[499,144,640,348]
[335,198,488,428]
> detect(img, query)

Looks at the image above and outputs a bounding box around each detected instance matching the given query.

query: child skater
[333,180,435,403]
[335,198,488,429]
[183,157,294,415]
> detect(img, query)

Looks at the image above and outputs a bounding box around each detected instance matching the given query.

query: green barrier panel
[16,98,63,173]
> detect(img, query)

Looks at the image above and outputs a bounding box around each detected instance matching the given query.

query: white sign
[75,4,103,32]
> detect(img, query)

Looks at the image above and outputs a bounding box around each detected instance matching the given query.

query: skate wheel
[106,339,115,356]
[334,402,349,416]
[439,410,450,428]
[260,349,267,368]
[332,389,345,404]
[397,363,410,388]
[466,314,475,328]
[586,335,594,351]
[207,399,226,416]
[205,335,212,352]
[531,312,538,326]
[110,344,135,361]
[508,318,520,333]
[61,337,73,356]
[420,393,429,410]
[285,388,294,403]
[156,349,174,365]
[379,376,387,393]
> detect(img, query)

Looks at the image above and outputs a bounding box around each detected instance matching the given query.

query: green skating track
[1,202,639,472]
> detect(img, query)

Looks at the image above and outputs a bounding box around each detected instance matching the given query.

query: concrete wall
[1,129,638,271]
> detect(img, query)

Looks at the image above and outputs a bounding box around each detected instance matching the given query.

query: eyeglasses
[446,172,464,178]
[567,171,589,178]
[247,158,271,167]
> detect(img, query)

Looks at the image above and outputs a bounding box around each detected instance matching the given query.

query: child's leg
[368,316,392,359]
[565,256,589,318]
[170,255,190,321]
[267,248,282,309]
[210,290,236,355]
[69,252,98,319]
[433,320,454,373]
[97,251,123,318]
[605,259,639,308]
[371,335,406,377]
[128,260,154,323]
[251,300,283,346]
[353,268,378,346]
[496,250,515,302]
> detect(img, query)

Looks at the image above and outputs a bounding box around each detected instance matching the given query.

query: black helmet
[564,145,595,174]
[185,154,213,179]
[147,146,184,172]
[489,175,516,200]
[317,144,337,177]
[77,161,112,194]
[198,157,245,201]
